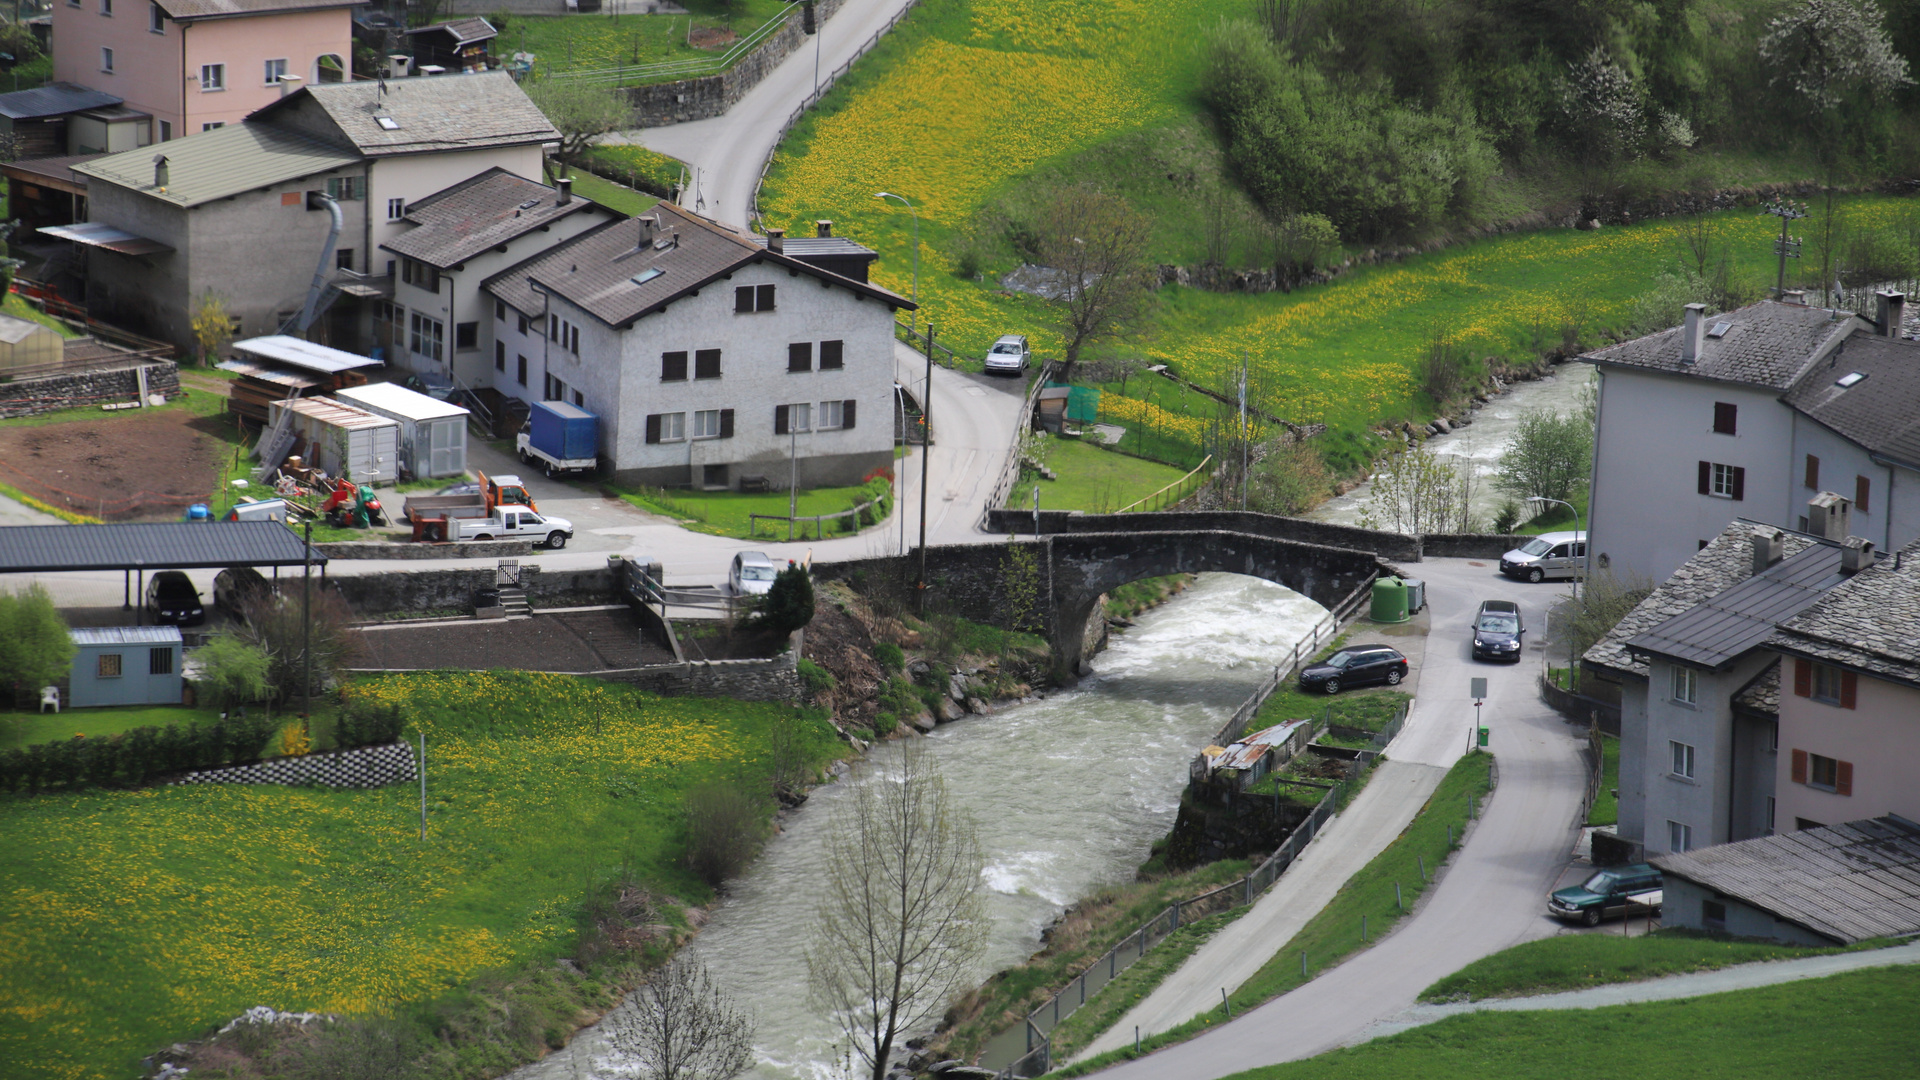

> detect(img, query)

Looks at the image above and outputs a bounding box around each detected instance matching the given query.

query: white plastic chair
[39,686,59,713]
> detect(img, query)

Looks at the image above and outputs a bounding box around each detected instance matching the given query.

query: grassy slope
[564,168,661,217]
[0,671,841,1080]
[1589,733,1619,827]
[508,1,788,83]
[1418,931,1877,1004]
[1016,439,1189,512]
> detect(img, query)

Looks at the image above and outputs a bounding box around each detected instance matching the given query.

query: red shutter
[774,405,789,435]
[1855,475,1871,513]
[1791,749,1808,784]
[1836,760,1853,797]
[1731,466,1745,501]
[1698,461,1711,495]
[645,414,661,444]
[842,399,856,430]
[1805,455,1820,489]
[1840,670,1857,709]
[719,409,734,439]
[1793,658,1811,697]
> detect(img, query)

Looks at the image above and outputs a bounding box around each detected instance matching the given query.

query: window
[775,403,812,435]
[1791,750,1854,795]
[201,122,224,132]
[455,322,477,351]
[1769,721,1779,753]
[1702,900,1727,929]
[408,312,444,362]
[101,47,114,72]
[97,653,122,678]
[572,390,584,408]
[661,350,688,381]
[694,349,721,379]
[788,342,813,372]
[100,0,111,13]
[1796,817,1825,831]
[495,341,505,372]
[1670,740,1695,779]
[516,355,528,386]
[734,284,776,312]
[400,258,439,293]
[1671,666,1697,705]
[1698,460,1744,500]
[1809,753,1840,791]
[149,1,163,31]
[326,176,362,202]
[1767,796,1776,833]
[335,248,354,271]
[495,300,506,321]
[159,120,171,141]
[516,315,528,336]
[1712,401,1737,435]
[1668,820,1692,853]
[818,399,844,430]
[693,409,722,439]
[645,412,686,443]
[545,374,566,402]
[201,63,225,91]
[819,339,844,369]
[1856,474,1871,513]
[549,316,579,354]
[149,647,173,676]
[1804,454,1819,489]
[1795,659,1856,708]
[265,58,289,84]
[387,197,406,221]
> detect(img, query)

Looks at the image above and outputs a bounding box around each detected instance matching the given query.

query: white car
[1500,531,1587,582]
[984,334,1030,375]
[729,550,779,595]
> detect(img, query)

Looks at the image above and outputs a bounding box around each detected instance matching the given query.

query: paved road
[1087,557,1591,1077]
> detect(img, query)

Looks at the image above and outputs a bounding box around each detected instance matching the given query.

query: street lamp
[1529,495,1584,680]
[874,192,919,332]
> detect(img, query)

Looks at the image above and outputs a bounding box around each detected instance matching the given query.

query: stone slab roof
[1782,330,1920,471]
[1584,299,1865,391]
[254,71,556,157]
[157,0,363,18]
[1731,659,1780,718]
[380,168,600,269]
[1766,537,1920,689]
[74,122,358,208]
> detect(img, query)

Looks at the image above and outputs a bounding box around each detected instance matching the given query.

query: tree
[1246,439,1331,516]
[1758,0,1912,113]
[238,585,363,705]
[1494,410,1592,504]
[1032,186,1155,374]
[194,634,273,712]
[807,740,988,1080]
[1357,440,1480,534]
[190,291,234,366]
[683,781,768,888]
[526,80,630,180]
[0,585,74,705]
[754,565,815,636]
[605,956,755,1080]
[1560,46,1646,202]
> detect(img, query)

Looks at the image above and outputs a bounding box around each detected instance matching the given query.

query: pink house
[52,0,361,144]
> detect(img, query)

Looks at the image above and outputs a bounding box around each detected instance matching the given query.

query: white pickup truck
[456,507,574,549]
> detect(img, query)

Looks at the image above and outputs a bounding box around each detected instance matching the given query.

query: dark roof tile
[381,168,599,268]
[1585,299,1865,391]
[1782,329,1920,470]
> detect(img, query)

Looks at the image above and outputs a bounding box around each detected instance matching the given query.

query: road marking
[965,387,987,396]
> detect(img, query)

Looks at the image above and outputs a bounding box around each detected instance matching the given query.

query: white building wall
[363,146,546,270]
[1660,877,1833,945]
[1788,413,1920,553]
[1617,677,1651,848]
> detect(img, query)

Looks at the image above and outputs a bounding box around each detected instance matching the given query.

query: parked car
[437,479,482,497]
[454,507,573,548]
[1472,599,1525,662]
[1297,644,1409,695]
[404,372,456,400]
[146,570,206,626]
[1500,531,1587,583]
[729,551,779,596]
[1548,864,1663,927]
[983,334,1031,376]
[212,567,271,616]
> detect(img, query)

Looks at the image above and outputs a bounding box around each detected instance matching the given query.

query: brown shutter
[735,286,754,313]
[695,349,721,378]
[756,284,776,311]
[1836,760,1853,796]
[774,405,789,435]
[820,339,844,369]
[1713,402,1737,435]
[1840,670,1857,709]
[1791,749,1808,784]
[645,414,661,444]
[661,351,688,381]
[1698,461,1711,494]
[718,408,734,439]
[842,399,856,430]
[1805,454,1820,489]
[1731,466,1745,501]
[1855,475,1870,513]
[788,342,812,372]
[1793,658,1811,697]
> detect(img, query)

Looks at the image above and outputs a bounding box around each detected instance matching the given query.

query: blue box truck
[518,401,599,476]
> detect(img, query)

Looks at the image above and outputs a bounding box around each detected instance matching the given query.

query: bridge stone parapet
[983,508,1422,563]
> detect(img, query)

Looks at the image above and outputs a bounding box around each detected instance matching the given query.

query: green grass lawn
[1512,489,1591,536]
[1418,930,1880,1004]
[614,477,891,540]
[1226,964,1920,1080]
[0,670,843,1080]
[1589,732,1619,827]
[3,295,79,337]
[506,1,789,85]
[580,143,687,192]
[1016,438,1190,513]
[564,167,661,217]
[2,706,212,751]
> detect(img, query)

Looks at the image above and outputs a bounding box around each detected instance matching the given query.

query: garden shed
[0,312,65,378]
[67,626,182,708]
[267,396,400,486]
[334,382,470,479]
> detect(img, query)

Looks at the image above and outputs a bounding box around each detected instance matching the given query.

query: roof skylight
[1836,371,1867,388]
[375,116,400,130]
[1707,321,1732,338]
[631,267,665,286]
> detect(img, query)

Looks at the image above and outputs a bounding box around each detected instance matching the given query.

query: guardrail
[749,492,886,540]
[1114,454,1213,514]
[1207,572,1374,750]
[894,318,964,368]
[979,360,1056,530]
[540,9,795,86]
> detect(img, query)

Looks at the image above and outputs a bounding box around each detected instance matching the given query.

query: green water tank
[1370,576,1410,623]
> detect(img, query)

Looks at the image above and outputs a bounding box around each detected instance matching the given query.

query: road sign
[1470,677,1487,700]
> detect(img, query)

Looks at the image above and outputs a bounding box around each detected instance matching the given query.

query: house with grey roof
[1585,291,1917,584]
[484,204,913,490]
[0,83,127,158]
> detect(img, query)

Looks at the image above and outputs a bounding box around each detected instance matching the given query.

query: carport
[0,521,327,621]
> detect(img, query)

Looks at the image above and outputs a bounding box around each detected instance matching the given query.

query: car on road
[1548,864,1663,926]
[1500,530,1587,583]
[1472,599,1525,662]
[1297,644,1408,695]
[145,570,205,626]
[983,334,1031,376]
[729,551,778,596]
[404,372,457,401]
[212,567,271,616]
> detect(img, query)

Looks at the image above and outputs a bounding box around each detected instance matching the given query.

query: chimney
[637,214,657,240]
[276,74,302,98]
[816,219,833,238]
[1681,303,1707,364]
[555,177,572,206]
[766,228,785,253]
[1808,491,1852,541]
[1751,525,1784,575]
[1841,536,1876,576]
[1876,290,1907,338]
[152,154,168,189]
[1781,288,1807,305]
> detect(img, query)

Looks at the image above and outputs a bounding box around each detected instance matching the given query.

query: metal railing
[1207,573,1374,751]
[894,317,964,368]
[749,492,887,539]
[540,8,796,87]
[1114,454,1213,514]
[979,361,1056,530]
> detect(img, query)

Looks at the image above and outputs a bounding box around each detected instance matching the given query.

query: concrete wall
[1660,875,1833,945]
[329,565,616,615]
[1421,533,1526,560]
[1637,653,1776,855]
[1776,671,1920,830]
[1616,672,1650,847]
[0,361,181,420]
[618,0,848,128]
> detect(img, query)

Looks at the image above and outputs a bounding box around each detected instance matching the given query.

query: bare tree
[1033,187,1155,376]
[525,80,631,180]
[1357,440,1480,535]
[806,740,987,1080]
[605,956,755,1080]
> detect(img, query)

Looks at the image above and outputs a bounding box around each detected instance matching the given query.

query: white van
[1500,531,1587,582]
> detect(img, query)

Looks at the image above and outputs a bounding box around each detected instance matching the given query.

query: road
[1085,557,1592,1077]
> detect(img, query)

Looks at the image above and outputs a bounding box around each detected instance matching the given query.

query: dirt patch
[351,609,675,672]
[801,582,886,727]
[675,621,788,661]
[0,409,231,520]
[687,25,737,49]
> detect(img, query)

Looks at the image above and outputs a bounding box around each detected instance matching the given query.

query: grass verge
[1015,439,1190,513]
[1103,574,1193,621]
[507,1,787,85]
[1047,904,1251,1059]
[1588,733,1619,827]
[613,476,892,540]
[563,168,661,216]
[2,705,214,751]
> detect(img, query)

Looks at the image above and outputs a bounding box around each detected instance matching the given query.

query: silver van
[729,550,779,596]
[1500,531,1587,582]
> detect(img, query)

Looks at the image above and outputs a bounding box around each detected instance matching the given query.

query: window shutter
[1731,466,1745,501]
[695,349,721,379]
[756,283,776,310]
[842,398,856,430]
[1791,749,1808,784]
[719,408,734,439]
[774,405,789,435]
[662,351,688,381]
[788,342,812,372]
[1836,760,1853,796]
[1793,658,1811,697]
[735,286,754,313]
[1805,454,1820,489]
[1697,461,1710,495]
[1855,475,1870,513]
[820,339,844,369]
[1840,670,1857,709]
[1713,402,1737,435]
[645,414,661,444]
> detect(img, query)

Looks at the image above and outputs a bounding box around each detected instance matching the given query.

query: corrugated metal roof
[0,313,55,344]
[233,335,382,374]
[1652,817,1920,943]
[73,121,359,208]
[0,82,122,120]
[335,381,469,421]
[1627,542,1846,669]
[215,357,321,388]
[1209,719,1310,772]
[273,395,398,431]
[404,16,496,42]
[37,222,172,256]
[71,626,182,646]
[0,521,325,572]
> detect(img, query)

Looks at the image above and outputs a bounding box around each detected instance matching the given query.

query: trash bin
[1477,726,1490,747]
[1403,577,1426,613]
[1370,576,1410,623]
[472,587,501,610]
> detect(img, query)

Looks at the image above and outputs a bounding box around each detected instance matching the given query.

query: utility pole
[917,323,934,609]
[1763,199,1806,298]
[1238,352,1249,511]
[301,519,313,719]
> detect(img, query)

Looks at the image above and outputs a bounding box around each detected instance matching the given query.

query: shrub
[754,566,816,636]
[1491,500,1524,535]
[194,633,273,713]
[1247,440,1332,516]
[0,584,75,701]
[682,782,768,888]
[797,658,835,698]
[874,642,905,674]
[335,699,406,749]
[239,586,363,705]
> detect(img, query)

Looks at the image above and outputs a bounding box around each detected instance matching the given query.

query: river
[1309,362,1596,528]
[509,573,1329,1080]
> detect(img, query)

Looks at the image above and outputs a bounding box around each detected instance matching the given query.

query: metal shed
[67,625,182,708]
[0,312,64,377]
[267,396,400,486]
[335,382,470,479]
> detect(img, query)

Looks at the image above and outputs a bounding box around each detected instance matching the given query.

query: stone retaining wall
[619,0,847,127]
[315,538,536,560]
[1421,533,1526,560]
[614,651,801,701]
[0,361,182,419]
[177,741,416,788]
[331,565,617,616]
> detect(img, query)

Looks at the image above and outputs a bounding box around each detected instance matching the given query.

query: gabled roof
[1651,816,1920,944]
[1584,299,1865,391]
[1767,536,1920,689]
[1626,541,1846,671]
[404,17,496,42]
[0,82,121,120]
[483,201,911,327]
[72,122,358,208]
[250,72,557,157]
[381,167,600,269]
[156,0,363,18]
[1782,329,1920,471]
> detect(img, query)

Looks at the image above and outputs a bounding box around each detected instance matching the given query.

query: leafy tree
[1495,410,1593,504]
[1357,441,1481,534]
[189,291,234,366]
[1032,186,1155,373]
[683,781,769,888]
[239,585,363,705]
[193,633,273,712]
[605,956,755,1080]
[1569,568,1655,666]
[755,565,815,636]
[1247,439,1332,516]
[526,80,631,180]
[0,585,73,704]
[1759,0,1912,112]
